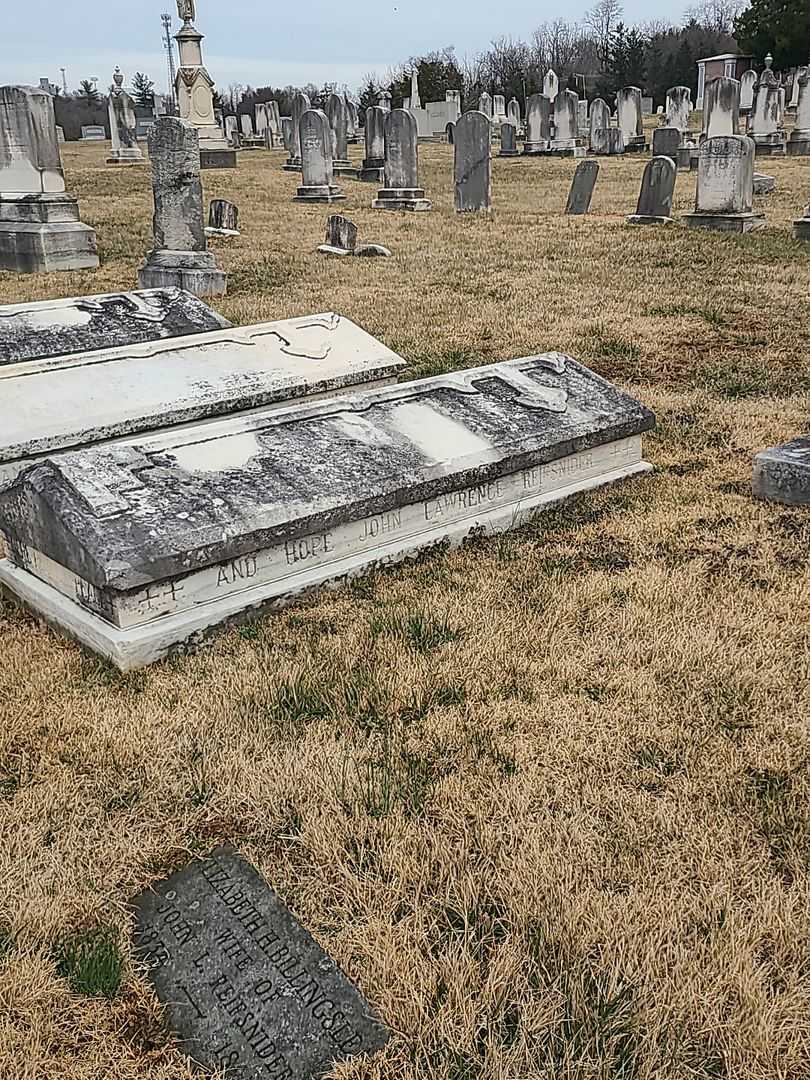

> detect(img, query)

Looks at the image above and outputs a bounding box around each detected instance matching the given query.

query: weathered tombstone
[478,92,493,119]
[284,91,310,170]
[80,125,106,140]
[703,77,740,138]
[345,97,358,142]
[0,85,99,273]
[753,439,810,504]
[0,354,654,668]
[378,90,392,113]
[326,93,354,175]
[794,200,810,240]
[138,117,227,296]
[499,122,519,157]
[174,1,234,168]
[524,94,551,154]
[543,69,559,102]
[749,57,786,155]
[627,156,677,224]
[322,214,358,253]
[224,115,238,146]
[359,106,385,182]
[240,113,254,139]
[616,87,645,150]
[293,109,345,204]
[107,68,143,165]
[665,86,691,132]
[789,68,810,155]
[445,121,455,144]
[577,98,588,136]
[55,125,66,143]
[590,127,624,155]
[206,199,239,236]
[652,126,681,161]
[0,288,229,366]
[127,850,391,1078]
[454,111,491,212]
[493,94,507,121]
[683,135,765,232]
[752,172,775,194]
[551,90,579,151]
[739,69,758,113]
[565,159,599,214]
[268,101,281,137]
[281,117,293,153]
[588,98,611,148]
[0,312,406,487]
[255,103,268,135]
[372,109,430,211]
[507,98,521,130]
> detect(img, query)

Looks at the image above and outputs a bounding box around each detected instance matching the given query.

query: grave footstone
[454,111,491,212]
[359,106,385,182]
[616,86,645,150]
[652,127,681,161]
[107,68,143,165]
[128,848,390,1079]
[293,109,345,204]
[206,199,240,236]
[627,156,677,224]
[372,110,430,212]
[753,439,810,504]
[787,68,810,156]
[683,135,765,233]
[703,77,740,138]
[138,116,227,297]
[499,122,519,157]
[0,85,99,273]
[0,288,229,366]
[0,354,654,668]
[0,312,407,486]
[524,94,551,154]
[753,173,775,195]
[564,159,599,214]
[284,92,310,170]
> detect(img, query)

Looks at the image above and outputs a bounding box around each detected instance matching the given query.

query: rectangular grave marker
[132,848,389,1079]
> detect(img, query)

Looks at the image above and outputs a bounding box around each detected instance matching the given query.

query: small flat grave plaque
[132,848,389,1080]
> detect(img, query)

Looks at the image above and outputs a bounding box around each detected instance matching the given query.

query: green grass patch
[55,927,123,999]
[370,608,462,654]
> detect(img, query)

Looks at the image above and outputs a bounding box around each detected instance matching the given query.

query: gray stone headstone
[616,86,644,148]
[138,116,226,296]
[588,98,610,148]
[445,121,455,145]
[552,90,578,149]
[753,172,775,195]
[0,85,98,273]
[325,214,357,251]
[524,94,550,153]
[207,199,239,235]
[478,92,493,118]
[753,439,810,504]
[107,70,142,165]
[225,115,239,145]
[788,68,810,155]
[627,156,677,224]
[0,288,229,366]
[507,98,521,129]
[294,109,345,204]
[499,121,518,157]
[255,103,268,135]
[372,109,430,211]
[652,126,681,160]
[281,117,293,153]
[739,69,758,112]
[326,93,351,170]
[703,77,740,138]
[284,92,311,169]
[240,113,254,138]
[131,849,389,1080]
[359,106,385,181]
[454,111,491,212]
[666,86,691,132]
[565,159,599,214]
[590,127,624,155]
[543,69,559,102]
[684,134,764,233]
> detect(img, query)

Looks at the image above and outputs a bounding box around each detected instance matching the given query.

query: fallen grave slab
[753,438,810,505]
[0,288,229,367]
[0,313,407,485]
[131,847,389,1080]
[0,354,655,669]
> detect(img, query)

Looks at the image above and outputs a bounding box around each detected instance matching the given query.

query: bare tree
[686,0,745,35]
[585,0,623,69]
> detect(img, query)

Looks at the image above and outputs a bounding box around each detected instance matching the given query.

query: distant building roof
[697,54,754,62]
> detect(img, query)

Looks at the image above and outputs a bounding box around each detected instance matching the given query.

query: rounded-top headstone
[454,110,491,212]
[383,109,419,190]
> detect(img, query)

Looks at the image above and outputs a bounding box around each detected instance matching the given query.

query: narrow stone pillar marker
[138,116,226,296]
[293,109,345,204]
[627,156,677,224]
[749,56,786,155]
[372,110,431,211]
[359,106,385,182]
[107,68,143,165]
[683,135,765,233]
[173,0,234,168]
[455,111,491,212]
[0,85,99,273]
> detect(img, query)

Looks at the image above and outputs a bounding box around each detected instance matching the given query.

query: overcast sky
[4,0,690,96]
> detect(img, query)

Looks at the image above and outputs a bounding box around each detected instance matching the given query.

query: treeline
[52,75,158,141]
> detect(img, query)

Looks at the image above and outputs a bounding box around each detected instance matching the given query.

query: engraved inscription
[284,533,333,566]
[359,510,402,542]
[217,556,258,587]
[423,480,504,521]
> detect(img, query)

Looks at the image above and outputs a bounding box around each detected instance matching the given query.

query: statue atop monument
[177,0,195,23]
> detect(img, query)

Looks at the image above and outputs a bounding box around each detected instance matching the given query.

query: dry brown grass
[1,136,810,1080]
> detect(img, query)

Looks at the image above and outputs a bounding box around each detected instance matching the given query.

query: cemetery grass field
[2,136,810,1080]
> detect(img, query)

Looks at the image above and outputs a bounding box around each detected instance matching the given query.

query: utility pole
[60,67,68,95]
[162,12,177,112]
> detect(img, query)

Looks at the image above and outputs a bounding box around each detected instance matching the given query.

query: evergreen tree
[131,73,155,109]
[358,77,379,122]
[76,79,100,108]
[734,0,810,70]
[388,49,463,108]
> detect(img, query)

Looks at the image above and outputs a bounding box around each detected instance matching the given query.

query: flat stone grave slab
[0,288,229,366]
[753,438,810,505]
[132,847,389,1079]
[0,313,407,485]
[0,354,655,669]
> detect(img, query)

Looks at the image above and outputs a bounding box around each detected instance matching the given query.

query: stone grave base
[623,138,648,152]
[293,185,346,203]
[138,250,227,297]
[787,136,810,156]
[677,147,699,170]
[282,158,302,171]
[0,436,650,670]
[333,161,358,178]
[498,149,520,158]
[0,194,99,273]
[753,439,810,505]
[106,153,143,166]
[372,188,432,211]
[751,136,786,157]
[683,211,766,234]
[793,217,810,240]
[358,165,385,182]
[627,215,674,226]
[523,142,550,155]
[200,148,237,169]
